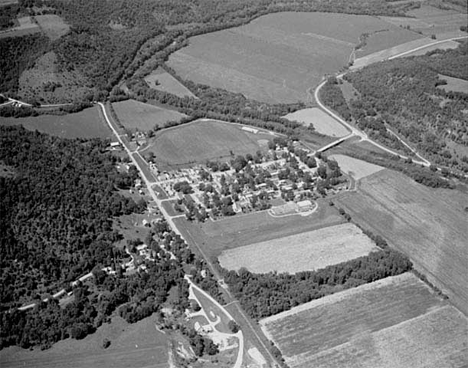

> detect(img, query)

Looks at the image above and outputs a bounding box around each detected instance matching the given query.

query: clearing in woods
[112,99,187,132]
[0,106,113,139]
[168,12,420,104]
[144,68,197,99]
[334,169,468,316]
[0,315,170,368]
[175,199,344,260]
[0,16,40,39]
[283,108,349,138]
[438,74,468,94]
[260,272,468,368]
[329,154,384,180]
[218,223,377,274]
[34,15,70,41]
[146,120,273,170]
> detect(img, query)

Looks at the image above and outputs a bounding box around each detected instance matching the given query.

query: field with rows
[168,12,419,104]
[260,272,468,368]
[112,99,186,132]
[219,223,377,274]
[329,154,384,180]
[283,108,349,137]
[146,120,273,169]
[144,68,196,98]
[0,315,170,368]
[335,169,468,315]
[0,106,113,139]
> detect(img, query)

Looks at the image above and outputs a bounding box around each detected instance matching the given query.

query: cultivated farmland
[335,169,468,315]
[0,106,113,139]
[146,120,273,169]
[0,315,170,368]
[168,12,419,104]
[329,154,384,180]
[260,272,468,368]
[112,99,186,132]
[219,223,377,274]
[283,108,349,137]
[144,68,197,98]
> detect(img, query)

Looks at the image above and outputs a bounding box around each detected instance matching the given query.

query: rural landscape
[1,0,467,367]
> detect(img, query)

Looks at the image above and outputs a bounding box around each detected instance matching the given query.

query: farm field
[335,169,468,316]
[329,154,384,180]
[260,272,468,368]
[219,223,377,274]
[112,99,186,132]
[0,315,170,368]
[283,108,349,137]
[146,120,273,170]
[144,68,197,98]
[175,198,344,260]
[35,15,70,41]
[438,74,468,93]
[0,106,113,139]
[168,12,419,104]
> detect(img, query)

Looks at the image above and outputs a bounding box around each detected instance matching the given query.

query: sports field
[147,120,273,169]
[175,198,344,260]
[0,106,113,139]
[283,108,349,137]
[219,223,377,274]
[112,99,186,132]
[144,68,196,99]
[0,315,170,368]
[168,12,419,104]
[260,272,468,368]
[329,154,384,180]
[335,169,468,316]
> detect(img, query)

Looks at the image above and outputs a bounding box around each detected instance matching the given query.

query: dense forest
[222,248,412,320]
[342,42,468,173]
[1,0,419,99]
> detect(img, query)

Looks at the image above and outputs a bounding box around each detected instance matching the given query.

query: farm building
[242,126,259,134]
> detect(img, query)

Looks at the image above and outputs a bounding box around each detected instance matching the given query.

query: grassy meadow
[283,108,349,137]
[144,68,197,99]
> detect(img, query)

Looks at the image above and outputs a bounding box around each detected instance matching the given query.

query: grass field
[438,74,468,93]
[283,108,349,137]
[112,99,186,132]
[0,106,113,139]
[147,120,273,169]
[219,223,377,274]
[35,15,69,41]
[175,198,344,261]
[335,169,468,316]
[329,154,384,180]
[168,12,419,104]
[144,68,197,99]
[0,315,169,368]
[404,39,460,56]
[0,16,40,39]
[260,272,468,368]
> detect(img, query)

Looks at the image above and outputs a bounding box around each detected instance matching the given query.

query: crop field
[0,106,113,139]
[147,120,273,169]
[438,74,468,93]
[0,315,170,368]
[35,15,70,41]
[283,108,349,137]
[219,223,377,274]
[329,154,384,180]
[405,5,468,36]
[260,272,468,368]
[112,99,186,132]
[144,68,196,98]
[168,12,419,104]
[175,198,344,260]
[335,169,468,316]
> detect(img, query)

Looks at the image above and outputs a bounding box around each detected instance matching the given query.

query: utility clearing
[218,223,377,274]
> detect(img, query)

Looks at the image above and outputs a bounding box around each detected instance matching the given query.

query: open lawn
[144,68,197,99]
[329,154,384,180]
[35,15,69,40]
[219,223,377,274]
[438,74,468,93]
[175,199,344,260]
[147,120,273,170]
[283,108,349,137]
[168,12,419,104]
[0,106,113,139]
[260,272,467,368]
[112,99,186,132]
[335,169,468,316]
[0,315,169,368]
